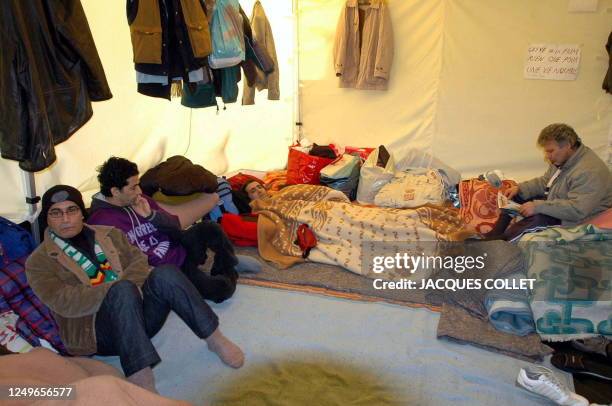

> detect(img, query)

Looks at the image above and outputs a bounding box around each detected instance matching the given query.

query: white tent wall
[299,0,445,159]
[0,0,295,221]
[435,0,612,180]
[299,0,612,180]
[1,0,611,220]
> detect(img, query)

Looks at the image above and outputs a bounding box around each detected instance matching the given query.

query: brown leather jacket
[26,225,151,355]
[0,0,112,172]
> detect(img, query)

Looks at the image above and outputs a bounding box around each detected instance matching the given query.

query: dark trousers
[95,265,219,377]
[179,221,239,304]
[487,195,561,241]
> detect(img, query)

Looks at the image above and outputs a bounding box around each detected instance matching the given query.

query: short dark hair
[241,179,264,195]
[537,123,581,148]
[97,157,139,197]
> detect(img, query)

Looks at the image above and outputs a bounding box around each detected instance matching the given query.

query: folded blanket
[519,224,612,342]
[425,241,526,316]
[421,240,538,337]
[437,304,552,362]
[484,272,535,336]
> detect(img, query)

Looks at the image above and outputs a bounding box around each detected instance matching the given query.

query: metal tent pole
[292,0,302,144]
[20,169,41,244]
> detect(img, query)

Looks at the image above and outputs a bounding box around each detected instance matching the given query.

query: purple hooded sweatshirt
[87,193,186,268]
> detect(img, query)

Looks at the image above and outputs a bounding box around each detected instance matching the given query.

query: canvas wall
[299,0,612,180]
[1,0,611,221]
[0,0,295,221]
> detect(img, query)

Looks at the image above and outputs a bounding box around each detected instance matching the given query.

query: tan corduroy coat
[25,225,151,355]
[333,0,394,90]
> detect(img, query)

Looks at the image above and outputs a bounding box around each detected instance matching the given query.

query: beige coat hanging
[333,0,394,91]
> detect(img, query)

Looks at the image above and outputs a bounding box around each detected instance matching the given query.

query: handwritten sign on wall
[524,44,581,80]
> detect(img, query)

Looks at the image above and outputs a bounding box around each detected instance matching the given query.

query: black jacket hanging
[0,0,112,172]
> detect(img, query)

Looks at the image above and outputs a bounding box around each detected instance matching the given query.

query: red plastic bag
[286,147,334,185]
[294,223,317,258]
[345,146,375,160]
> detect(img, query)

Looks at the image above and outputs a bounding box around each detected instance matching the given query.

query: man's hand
[132,195,152,218]
[503,185,519,199]
[519,201,537,217]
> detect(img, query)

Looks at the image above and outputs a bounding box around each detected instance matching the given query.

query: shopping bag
[355,146,395,204]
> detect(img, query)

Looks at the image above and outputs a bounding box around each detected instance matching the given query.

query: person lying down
[243,181,468,276]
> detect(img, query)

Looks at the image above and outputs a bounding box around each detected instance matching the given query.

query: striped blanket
[518,224,612,341]
[252,185,467,276]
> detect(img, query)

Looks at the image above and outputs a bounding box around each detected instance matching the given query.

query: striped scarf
[50,232,118,286]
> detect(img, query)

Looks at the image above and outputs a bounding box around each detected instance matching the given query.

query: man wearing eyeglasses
[25,185,245,394]
[483,123,612,241]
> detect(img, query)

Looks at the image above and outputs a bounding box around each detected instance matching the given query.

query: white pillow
[374,169,447,208]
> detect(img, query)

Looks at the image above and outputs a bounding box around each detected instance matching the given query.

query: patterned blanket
[0,257,66,353]
[518,224,612,341]
[252,185,467,276]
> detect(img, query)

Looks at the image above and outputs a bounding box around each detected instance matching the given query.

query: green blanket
[518,224,612,341]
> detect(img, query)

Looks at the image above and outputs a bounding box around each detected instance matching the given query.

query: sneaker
[516,365,589,406]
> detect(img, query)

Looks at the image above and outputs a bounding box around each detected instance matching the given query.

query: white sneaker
[516,366,589,406]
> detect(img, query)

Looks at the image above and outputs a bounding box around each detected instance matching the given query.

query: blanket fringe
[539,333,603,342]
[238,278,442,312]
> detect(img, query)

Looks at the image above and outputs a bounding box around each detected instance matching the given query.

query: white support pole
[292,0,302,144]
[20,169,41,244]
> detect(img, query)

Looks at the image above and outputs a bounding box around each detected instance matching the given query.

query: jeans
[488,195,561,241]
[95,265,219,377]
[179,221,239,303]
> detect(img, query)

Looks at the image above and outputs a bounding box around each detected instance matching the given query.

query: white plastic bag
[374,169,447,208]
[320,154,360,179]
[355,147,395,204]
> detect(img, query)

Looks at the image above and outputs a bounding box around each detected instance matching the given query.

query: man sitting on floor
[26,185,244,393]
[486,123,612,240]
[88,157,258,304]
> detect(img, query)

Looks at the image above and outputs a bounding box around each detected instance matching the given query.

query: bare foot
[206,329,244,368]
[127,367,157,393]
